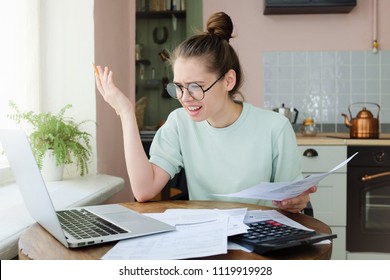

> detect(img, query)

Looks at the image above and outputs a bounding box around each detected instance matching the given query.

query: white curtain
[0,0,40,129]
[0,0,40,172]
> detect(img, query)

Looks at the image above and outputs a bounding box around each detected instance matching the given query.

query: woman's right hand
[94,65,169,201]
[94,65,133,116]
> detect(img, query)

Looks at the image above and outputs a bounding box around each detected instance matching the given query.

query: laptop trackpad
[105,212,145,222]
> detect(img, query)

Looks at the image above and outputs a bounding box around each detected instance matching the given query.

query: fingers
[101,67,114,100]
[280,200,307,213]
[108,68,113,83]
[278,205,303,213]
[94,65,113,98]
[307,185,317,194]
[275,186,316,206]
[273,186,317,213]
[93,64,110,84]
[92,65,132,117]
[272,199,307,212]
[95,77,103,95]
[283,195,309,208]
[102,66,110,82]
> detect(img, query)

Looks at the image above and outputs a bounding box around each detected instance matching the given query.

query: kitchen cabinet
[298,145,347,260]
[297,134,390,260]
[264,0,357,14]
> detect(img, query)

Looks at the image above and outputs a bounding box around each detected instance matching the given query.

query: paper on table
[163,208,249,236]
[101,211,229,260]
[158,208,249,253]
[214,152,358,201]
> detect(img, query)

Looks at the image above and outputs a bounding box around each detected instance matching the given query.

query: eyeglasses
[166,73,225,101]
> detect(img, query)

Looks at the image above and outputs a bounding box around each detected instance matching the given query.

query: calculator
[229,219,337,254]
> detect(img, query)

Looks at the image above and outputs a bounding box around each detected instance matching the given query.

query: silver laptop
[0,129,175,248]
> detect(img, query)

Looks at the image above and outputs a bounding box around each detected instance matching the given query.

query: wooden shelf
[136,10,185,19]
[136,59,151,66]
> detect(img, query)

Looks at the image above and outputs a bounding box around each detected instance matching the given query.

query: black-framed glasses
[166,73,225,101]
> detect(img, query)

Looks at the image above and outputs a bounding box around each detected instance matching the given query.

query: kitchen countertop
[296,133,390,146]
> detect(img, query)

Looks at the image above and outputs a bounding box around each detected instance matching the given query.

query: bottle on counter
[300,117,319,136]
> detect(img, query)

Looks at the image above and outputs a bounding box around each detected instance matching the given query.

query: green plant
[8,100,92,176]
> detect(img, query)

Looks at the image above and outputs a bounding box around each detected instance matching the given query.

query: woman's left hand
[272,185,317,213]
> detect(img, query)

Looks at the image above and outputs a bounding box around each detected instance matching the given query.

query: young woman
[95,12,316,213]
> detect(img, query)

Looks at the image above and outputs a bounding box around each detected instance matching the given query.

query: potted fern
[8,101,93,181]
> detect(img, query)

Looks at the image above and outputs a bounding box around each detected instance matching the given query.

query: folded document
[214,152,358,201]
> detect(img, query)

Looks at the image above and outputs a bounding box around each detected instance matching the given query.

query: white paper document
[214,152,358,201]
[101,208,326,259]
[101,209,238,260]
[163,208,249,236]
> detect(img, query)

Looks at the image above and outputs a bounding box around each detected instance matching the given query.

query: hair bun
[206,12,233,42]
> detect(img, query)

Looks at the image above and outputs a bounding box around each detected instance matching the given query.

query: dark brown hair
[170,12,243,100]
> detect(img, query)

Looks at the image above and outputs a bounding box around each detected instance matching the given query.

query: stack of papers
[102,153,359,259]
[101,208,313,260]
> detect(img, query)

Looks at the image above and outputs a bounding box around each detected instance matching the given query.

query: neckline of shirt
[202,102,249,134]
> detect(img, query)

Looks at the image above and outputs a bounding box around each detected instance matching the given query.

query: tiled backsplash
[263,51,390,133]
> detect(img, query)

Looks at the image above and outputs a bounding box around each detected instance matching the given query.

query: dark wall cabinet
[264,0,357,14]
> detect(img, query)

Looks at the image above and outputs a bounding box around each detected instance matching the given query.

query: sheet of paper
[162,208,249,236]
[214,152,358,201]
[228,241,252,252]
[101,213,228,260]
[159,208,250,252]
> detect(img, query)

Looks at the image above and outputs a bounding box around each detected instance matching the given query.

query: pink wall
[94,0,136,203]
[95,0,389,203]
[203,0,390,106]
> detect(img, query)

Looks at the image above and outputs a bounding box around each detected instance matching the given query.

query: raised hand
[93,64,133,116]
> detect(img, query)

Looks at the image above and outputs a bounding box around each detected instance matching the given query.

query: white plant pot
[41,150,64,181]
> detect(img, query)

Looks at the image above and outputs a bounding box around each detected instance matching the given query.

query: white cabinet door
[330,226,346,260]
[298,145,347,260]
[308,173,346,226]
[299,146,347,173]
[298,145,347,226]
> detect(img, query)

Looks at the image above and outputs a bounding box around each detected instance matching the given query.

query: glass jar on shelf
[300,117,319,136]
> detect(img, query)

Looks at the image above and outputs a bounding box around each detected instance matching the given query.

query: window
[0,0,40,183]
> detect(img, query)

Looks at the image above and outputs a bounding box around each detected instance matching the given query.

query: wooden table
[18,200,333,260]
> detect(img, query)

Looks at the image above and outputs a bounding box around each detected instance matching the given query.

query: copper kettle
[341,102,380,139]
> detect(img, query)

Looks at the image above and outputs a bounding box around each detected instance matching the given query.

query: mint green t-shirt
[149,102,302,206]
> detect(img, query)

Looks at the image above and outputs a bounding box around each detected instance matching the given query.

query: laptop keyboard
[57,209,128,239]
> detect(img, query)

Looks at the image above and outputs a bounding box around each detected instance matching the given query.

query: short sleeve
[149,111,183,179]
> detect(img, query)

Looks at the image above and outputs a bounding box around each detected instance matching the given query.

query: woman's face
[173,57,235,126]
